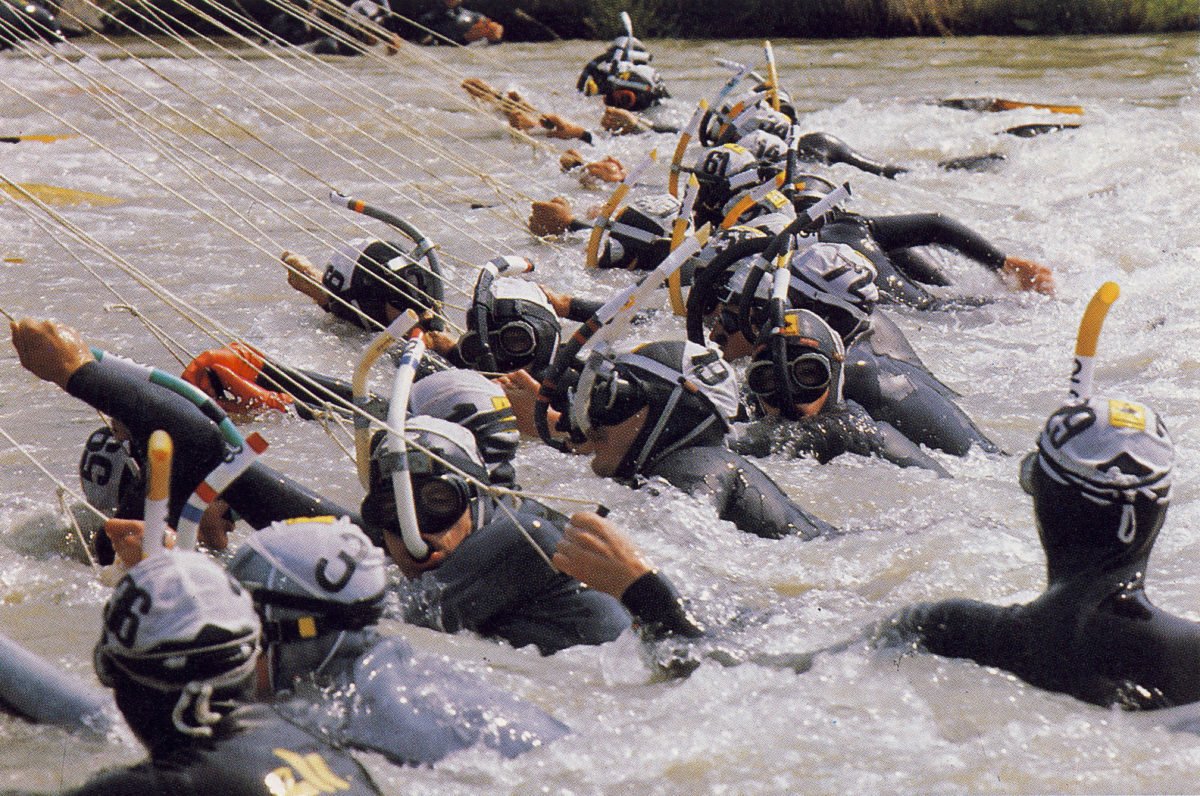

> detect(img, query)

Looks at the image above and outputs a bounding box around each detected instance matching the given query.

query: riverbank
[386,0,1198,39]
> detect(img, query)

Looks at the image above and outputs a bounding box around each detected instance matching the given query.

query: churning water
[1,30,1199,794]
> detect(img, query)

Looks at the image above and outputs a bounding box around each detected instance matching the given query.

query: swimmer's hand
[463,17,502,44]
[539,114,589,141]
[582,156,627,185]
[600,107,644,135]
[559,148,585,172]
[422,329,459,358]
[495,368,545,437]
[461,77,500,102]
[539,287,573,318]
[104,504,230,569]
[10,318,92,388]
[389,541,448,580]
[529,196,575,236]
[552,512,652,598]
[1001,255,1056,296]
[281,251,329,309]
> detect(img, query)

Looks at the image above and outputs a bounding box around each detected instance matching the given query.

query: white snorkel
[352,310,420,488]
[387,332,429,560]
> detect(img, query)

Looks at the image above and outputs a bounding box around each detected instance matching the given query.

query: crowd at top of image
[1,8,1192,795]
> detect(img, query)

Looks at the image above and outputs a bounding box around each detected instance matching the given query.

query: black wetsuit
[65,701,379,795]
[414,4,487,45]
[819,211,1010,309]
[842,312,1000,456]
[398,497,632,654]
[795,132,906,179]
[0,0,61,50]
[67,357,357,530]
[274,631,569,764]
[730,399,949,475]
[873,562,1200,710]
[640,445,835,540]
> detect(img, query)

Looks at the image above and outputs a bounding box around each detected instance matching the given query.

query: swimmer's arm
[726,453,836,540]
[401,514,563,634]
[68,355,359,530]
[797,132,906,179]
[870,599,1012,665]
[553,511,704,640]
[866,214,1006,270]
[875,422,951,477]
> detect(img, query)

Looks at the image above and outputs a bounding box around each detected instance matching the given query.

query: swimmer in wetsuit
[224,516,569,762]
[561,339,836,539]
[64,552,380,796]
[0,0,62,50]
[693,239,1000,456]
[360,415,631,654]
[413,0,502,45]
[871,395,1199,710]
[577,33,669,112]
[731,308,948,475]
[12,318,630,655]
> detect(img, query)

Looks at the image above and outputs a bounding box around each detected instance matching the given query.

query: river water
[1,30,1199,794]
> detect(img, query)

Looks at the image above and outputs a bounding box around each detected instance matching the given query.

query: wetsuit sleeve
[66,360,360,529]
[565,296,605,321]
[872,599,1017,663]
[256,361,387,421]
[873,419,951,476]
[621,571,705,640]
[797,132,906,178]
[866,214,1007,271]
[650,447,835,540]
[399,506,630,653]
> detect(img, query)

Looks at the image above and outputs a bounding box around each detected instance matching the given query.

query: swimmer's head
[226,516,386,693]
[600,195,679,271]
[1022,397,1173,579]
[692,142,772,227]
[747,309,845,418]
[362,416,490,543]
[571,340,739,478]
[456,270,560,378]
[410,368,520,485]
[79,426,141,518]
[322,238,437,329]
[603,62,667,111]
[94,552,260,744]
[788,242,878,340]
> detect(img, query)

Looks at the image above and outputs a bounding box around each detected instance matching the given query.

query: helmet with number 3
[227,516,387,690]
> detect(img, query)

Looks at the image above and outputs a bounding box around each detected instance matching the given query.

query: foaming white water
[1,32,1198,793]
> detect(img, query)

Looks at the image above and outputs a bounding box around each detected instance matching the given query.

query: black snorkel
[686,182,851,346]
[330,191,447,331]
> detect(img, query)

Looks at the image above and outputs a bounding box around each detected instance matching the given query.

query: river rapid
[1,30,1199,794]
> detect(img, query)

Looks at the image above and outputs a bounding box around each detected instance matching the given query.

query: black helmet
[226,516,386,689]
[456,268,560,378]
[786,242,879,341]
[604,62,668,111]
[747,309,845,417]
[692,142,780,228]
[1021,397,1173,579]
[362,416,490,539]
[600,194,679,271]
[570,340,740,478]
[322,238,438,328]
